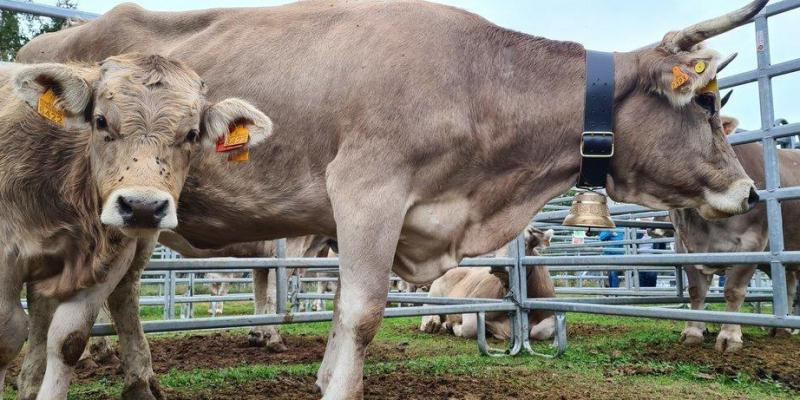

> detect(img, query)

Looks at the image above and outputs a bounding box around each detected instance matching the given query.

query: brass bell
[562,191,615,228]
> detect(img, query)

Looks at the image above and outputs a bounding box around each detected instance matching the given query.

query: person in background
[600,229,625,287]
[637,230,658,287]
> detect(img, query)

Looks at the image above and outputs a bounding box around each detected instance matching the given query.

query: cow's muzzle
[698,179,759,219]
[101,187,178,233]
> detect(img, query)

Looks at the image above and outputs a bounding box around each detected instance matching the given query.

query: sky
[32,0,800,130]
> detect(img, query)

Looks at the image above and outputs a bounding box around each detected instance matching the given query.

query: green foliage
[0,0,77,61]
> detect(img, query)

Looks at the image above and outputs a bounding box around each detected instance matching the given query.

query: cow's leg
[248,268,287,352]
[315,170,406,399]
[716,265,757,353]
[38,244,136,400]
[530,316,555,341]
[419,279,446,333]
[680,266,712,346]
[107,239,163,400]
[79,305,117,368]
[769,269,797,337]
[217,282,229,315]
[452,313,478,338]
[0,264,26,395]
[16,291,58,400]
[209,281,220,316]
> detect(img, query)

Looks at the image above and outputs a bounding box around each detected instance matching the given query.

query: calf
[420,227,556,340]
[673,117,800,353]
[0,55,272,399]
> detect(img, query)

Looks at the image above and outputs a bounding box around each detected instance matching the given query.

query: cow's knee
[455,314,477,338]
[60,331,90,367]
[530,316,555,341]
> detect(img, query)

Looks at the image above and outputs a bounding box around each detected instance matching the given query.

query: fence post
[276,238,288,314]
[754,9,789,318]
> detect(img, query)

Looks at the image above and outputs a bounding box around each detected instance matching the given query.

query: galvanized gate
[2,0,799,357]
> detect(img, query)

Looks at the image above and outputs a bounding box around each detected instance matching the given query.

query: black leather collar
[578,50,616,188]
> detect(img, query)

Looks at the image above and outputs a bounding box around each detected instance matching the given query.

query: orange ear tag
[37,89,65,127]
[215,124,251,162]
[671,66,690,90]
[228,149,250,162]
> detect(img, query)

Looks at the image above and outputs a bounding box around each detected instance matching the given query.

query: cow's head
[608,0,765,219]
[13,54,272,237]
[524,226,554,255]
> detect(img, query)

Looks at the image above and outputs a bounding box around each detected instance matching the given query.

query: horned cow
[17,1,767,397]
[672,117,800,353]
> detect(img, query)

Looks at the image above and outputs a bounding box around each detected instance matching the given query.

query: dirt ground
[5,324,799,399]
[629,331,800,391]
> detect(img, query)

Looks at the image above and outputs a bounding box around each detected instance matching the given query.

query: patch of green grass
[5,308,797,399]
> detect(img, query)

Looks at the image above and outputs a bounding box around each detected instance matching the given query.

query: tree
[0,0,78,61]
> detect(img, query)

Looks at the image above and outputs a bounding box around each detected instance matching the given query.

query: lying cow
[420,227,555,340]
[672,116,800,353]
[19,1,766,397]
[0,55,272,400]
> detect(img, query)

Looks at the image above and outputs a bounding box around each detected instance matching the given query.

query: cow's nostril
[153,200,169,221]
[747,187,760,210]
[117,196,134,218]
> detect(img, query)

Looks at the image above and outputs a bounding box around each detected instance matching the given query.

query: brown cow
[672,117,800,353]
[420,227,556,341]
[18,1,766,397]
[0,56,273,399]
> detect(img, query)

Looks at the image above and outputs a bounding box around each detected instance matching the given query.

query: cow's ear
[201,98,273,150]
[639,46,720,108]
[543,229,554,247]
[721,116,740,135]
[12,63,94,126]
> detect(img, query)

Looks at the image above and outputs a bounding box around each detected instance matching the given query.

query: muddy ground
[5,324,799,399]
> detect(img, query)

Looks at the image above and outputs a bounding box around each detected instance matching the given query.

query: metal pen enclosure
[2,0,800,357]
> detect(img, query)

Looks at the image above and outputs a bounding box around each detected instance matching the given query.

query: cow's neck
[451,37,638,258]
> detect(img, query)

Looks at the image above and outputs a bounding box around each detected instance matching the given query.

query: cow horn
[720,90,733,108]
[717,53,738,73]
[669,0,768,51]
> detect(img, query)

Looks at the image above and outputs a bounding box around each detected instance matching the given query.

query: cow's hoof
[715,334,743,353]
[267,339,288,353]
[419,317,441,334]
[121,376,164,400]
[77,357,99,370]
[248,331,266,347]
[680,328,705,346]
[769,327,793,338]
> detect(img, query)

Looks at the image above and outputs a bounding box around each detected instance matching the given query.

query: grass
[3,301,796,399]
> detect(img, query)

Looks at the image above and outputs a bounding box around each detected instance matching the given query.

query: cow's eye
[185,129,200,143]
[695,93,716,114]
[95,115,108,130]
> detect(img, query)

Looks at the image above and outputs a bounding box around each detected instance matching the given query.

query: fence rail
[4,0,800,357]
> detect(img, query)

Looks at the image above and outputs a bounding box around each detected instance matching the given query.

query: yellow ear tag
[694,60,706,74]
[671,66,690,90]
[228,148,250,162]
[700,78,719,94]
[37,89,65,127]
